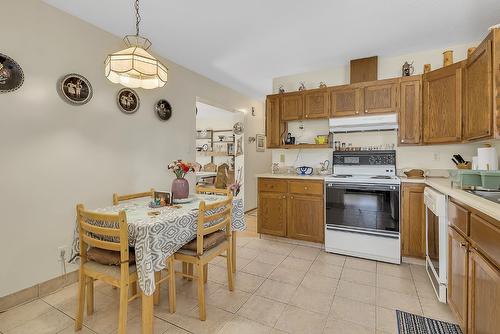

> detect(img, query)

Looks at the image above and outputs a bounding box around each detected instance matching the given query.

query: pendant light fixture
[105,0,168,89]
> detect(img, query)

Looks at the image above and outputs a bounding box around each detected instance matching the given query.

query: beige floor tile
[241,259,277,278]
[300,273,338,295]
[335,281,376,305]
[237,247,261,260]
[268,265,307,286]
[323,318,375,334]
[154,292,198,318]
[376,307,398,334]
[330,296,376,328]
[207,264,233,285]
[175,278,223,300]
[269,328,289,334]
[265,242,296,256]
[275,304,327,334]
[308,261,343,279]
[376,288,422,315]
[413,279,438,300]
[255,279,297,303]
[223,271,265,294]
[237,295,286,327]
[215,256,252,271]
[289,245,321,261]
[344,257,377,272]
[289,286,334,315]
[236,237,252,247]
[419,296,458,324]
[253,251,288,266]
[4,308,72,334]
[377,262,412,279]
[376,274,417,296]
[205,287,251,313]
[164,326,191,334]
[57,325,96,333]
[219,315,272,334]
[315,253,346,267]
[82,300,140,334]
[109,315,174,334]
[164,304,234,334]
[0,299,53,332]
[409,264,429,283]
[280,257,313,271]
[341,268,377,286]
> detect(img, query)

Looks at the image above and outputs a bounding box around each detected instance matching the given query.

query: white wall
[272,42,500,171]
[0,0,268,297]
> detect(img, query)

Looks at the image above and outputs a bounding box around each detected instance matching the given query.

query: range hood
[329,113,398,133]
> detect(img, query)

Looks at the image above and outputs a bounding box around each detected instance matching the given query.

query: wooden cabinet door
[363,79,398,115]
[448,227,469,330]
[399,77,422,145]
[464,37,493,141]
[401,184,426,258]
[423,62,463,144]
[282,93,304,121]
[258,192,287,236]
[329,86,363,117]
[468,248,500,334]
[304,89,329,119]
[287,194,324,243]
[266,95,284,148]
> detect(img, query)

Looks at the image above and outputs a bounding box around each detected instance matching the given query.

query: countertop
[256,173,326,180]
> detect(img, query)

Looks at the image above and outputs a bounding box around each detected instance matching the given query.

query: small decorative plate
[173,195,197,204]
[156,99,172,121]
[59,73,92,105]
[0,53,24,93]
[117,88,140,114]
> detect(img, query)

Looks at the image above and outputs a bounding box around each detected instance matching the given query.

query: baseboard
[0,270,78,312]
[259,234,324,249]
[244,207,257,214]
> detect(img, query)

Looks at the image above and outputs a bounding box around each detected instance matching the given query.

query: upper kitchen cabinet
[398,76,422,145]
[330,84,363,117]
[423,61,464,144]
[362,78,399,115]
[266,95,285,148]
[463,33,493,141]
[303,88,330,119]
[281,92,304,121]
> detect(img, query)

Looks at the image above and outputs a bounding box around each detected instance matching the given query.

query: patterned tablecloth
[71,195,245,295]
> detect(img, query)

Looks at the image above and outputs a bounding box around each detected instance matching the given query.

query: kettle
[296,166,313,175]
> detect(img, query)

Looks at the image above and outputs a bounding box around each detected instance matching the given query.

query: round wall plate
[0,53,24,93]
[117,88,140,114]
[58,73,93,105]
[156,99,172,121]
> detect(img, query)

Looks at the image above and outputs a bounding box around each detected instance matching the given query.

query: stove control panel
[333,150,396,167]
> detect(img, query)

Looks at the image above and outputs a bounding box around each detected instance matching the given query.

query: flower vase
[171,177,189,199]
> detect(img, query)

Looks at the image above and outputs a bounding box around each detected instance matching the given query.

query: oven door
[326,182,400,236]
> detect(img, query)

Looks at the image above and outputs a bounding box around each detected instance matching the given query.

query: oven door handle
[326,183,399,192]
[326,225,399,239]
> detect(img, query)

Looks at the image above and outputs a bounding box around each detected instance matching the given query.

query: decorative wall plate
[58,73,92,105]
[156,99,172,121]
[117,88,139,114]
[233,122,244,135]
[0,53,24,93]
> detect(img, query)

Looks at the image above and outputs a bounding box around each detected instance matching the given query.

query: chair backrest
[76,204,130,264]
[215,164,229,189]
[195,193,233,256]
[203,163,217,172]
[112,189,155,205]
[196,185,231,196]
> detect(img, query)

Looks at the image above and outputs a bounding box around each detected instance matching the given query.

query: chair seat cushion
[181,230,226,253]
[83,261,136,280]
[87,247,135,266]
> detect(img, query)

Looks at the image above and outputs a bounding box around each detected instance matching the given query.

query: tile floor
[0,212,457,334]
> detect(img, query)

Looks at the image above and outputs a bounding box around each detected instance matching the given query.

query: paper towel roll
[477,147,498,170]
[472,156,478,170]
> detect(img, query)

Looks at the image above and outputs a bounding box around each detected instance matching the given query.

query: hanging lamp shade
[105,35,168,89]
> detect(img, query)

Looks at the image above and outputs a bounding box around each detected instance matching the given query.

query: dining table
[70,193,245,333]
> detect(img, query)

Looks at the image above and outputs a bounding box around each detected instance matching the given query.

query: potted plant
[168,160,194,199]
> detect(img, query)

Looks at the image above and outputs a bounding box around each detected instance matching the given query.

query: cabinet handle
[364,109,368,113]
[355,111,359,114]
[282,195,286,199]
[304,187,308,190]
[459,242,467,249]
[305,114,309,118]
[401,139,405,143]
[290,196,294,199]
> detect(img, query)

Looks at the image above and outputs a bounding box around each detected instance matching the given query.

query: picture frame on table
[256,134,265,152]
[154,191,171,206]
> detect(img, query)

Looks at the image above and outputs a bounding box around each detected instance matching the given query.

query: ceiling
[44,0,500,98]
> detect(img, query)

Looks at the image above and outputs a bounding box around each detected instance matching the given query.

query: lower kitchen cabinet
[448,227,468,329]
[401,183,426,258]
[258,178,324,243]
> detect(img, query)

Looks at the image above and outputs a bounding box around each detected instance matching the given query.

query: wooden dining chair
[112,189,155,205]
[214,163,229,189]
[195,185,237,274]
[174,194,234,321]
[75,204,176,333]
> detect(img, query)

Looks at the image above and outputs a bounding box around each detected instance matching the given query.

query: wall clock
[117,88,140,114]
[156,99,172,121]
[58,73,93,105]
[0,53,24,93]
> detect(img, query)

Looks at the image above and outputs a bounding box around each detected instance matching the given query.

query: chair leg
[232,231,237,273]
[118,282,128,334]
[168,256,176,313]
[203,264,208,283]
[226,247,234,291]
[75,270,86,331]
[182,262,187,280]
[86,277,94,315]
[187,263,194,281]
[154,272,161,305]
[197,263,206,321]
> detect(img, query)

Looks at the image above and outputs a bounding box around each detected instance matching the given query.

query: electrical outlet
[280,153,285,163]
[433,153,440,161]
[57,246,68,262]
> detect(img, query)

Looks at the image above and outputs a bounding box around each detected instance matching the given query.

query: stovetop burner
[333,174,352,178]
[371,175,392,179]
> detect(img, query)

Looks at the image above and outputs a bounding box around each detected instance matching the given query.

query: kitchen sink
[465,190,500,204]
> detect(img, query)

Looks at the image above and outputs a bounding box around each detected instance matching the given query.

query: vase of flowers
[168,160,194,199]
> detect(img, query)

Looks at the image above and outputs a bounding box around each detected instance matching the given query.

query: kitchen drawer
[258,178,287,193]
[470,213,500,267]
[448,200,469,236]
[288,180,323,196]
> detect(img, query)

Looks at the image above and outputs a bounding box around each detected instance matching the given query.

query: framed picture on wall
[256,134,265,152]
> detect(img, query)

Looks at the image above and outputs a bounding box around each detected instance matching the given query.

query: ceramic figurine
[278,85,285,94]
[298,82,306,91]
[319,81,327,88]
[402,61,414,76]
